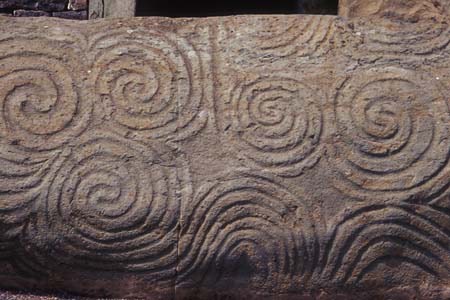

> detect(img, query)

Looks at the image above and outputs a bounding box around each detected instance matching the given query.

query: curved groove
[321,204,450,285]
[359,19,450,56]
[245,16,335,59]
[178,172,313,291]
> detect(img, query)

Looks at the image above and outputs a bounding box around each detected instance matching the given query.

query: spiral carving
[27,131,182,277]
[0,38,92,151]
[330,67,450,202]
[230,77,323,177]
[177,172,315,291]
[92,29,206,141]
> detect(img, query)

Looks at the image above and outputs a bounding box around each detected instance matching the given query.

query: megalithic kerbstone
[0,1,449,299]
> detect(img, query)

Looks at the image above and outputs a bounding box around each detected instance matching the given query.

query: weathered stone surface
[89,0,136,19]
[0,9,449,300]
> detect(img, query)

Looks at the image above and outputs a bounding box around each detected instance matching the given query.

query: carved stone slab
[0,10,449,300]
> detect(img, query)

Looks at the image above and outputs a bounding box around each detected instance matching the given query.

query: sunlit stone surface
[0,4,449,299]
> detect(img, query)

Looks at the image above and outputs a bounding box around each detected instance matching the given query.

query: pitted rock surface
[0,10,449,300]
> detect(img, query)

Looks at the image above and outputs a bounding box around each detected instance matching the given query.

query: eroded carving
[321,204,450,285]
[177,171,314,292]
[232,16,335,60]
[357,21,450,56]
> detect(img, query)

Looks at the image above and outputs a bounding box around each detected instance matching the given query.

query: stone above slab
[68,0,86,11]
[13,8,49,16]
[89,0,136,19]
[0,13,449,300]
[0,0,67,11]
[339,0,450,20]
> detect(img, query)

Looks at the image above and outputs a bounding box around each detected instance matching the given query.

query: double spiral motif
[0,36,92,253]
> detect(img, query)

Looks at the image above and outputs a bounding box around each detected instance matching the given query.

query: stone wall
[0,0,86,19]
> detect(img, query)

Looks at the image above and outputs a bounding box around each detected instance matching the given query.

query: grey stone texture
[89,0,136,19]
[52,9,85,19]
[13,9,49,16]
[0,0,449,299]
[0,0,87,19]
[67,0,85,11]
[0,0,39,10]
[339,0,450,19]
[0,0,66,11]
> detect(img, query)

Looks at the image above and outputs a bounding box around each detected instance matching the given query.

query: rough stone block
[0,0,66,11]
[67,0,85,11]
[0,9,449,300]
[36,0,66,12]
[52,10,85,19]
[89,0,136,19]
[0,0,37,10]
[339,0,450,20]
[13,9,49,16]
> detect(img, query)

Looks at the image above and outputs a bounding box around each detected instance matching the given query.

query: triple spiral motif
[0,30,198,275]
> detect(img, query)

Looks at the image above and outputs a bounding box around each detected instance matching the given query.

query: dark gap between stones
[136,0,339,17]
